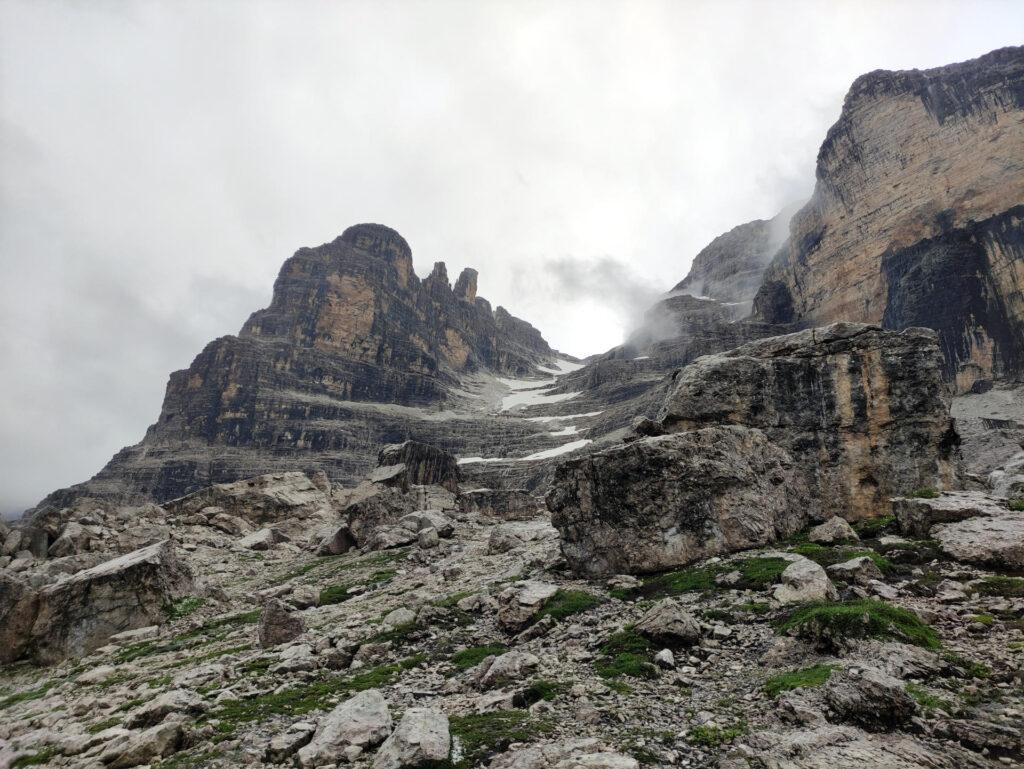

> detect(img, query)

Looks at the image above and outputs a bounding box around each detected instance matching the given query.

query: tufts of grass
[0,682,54,712]
[450,645,508,672]
[443,710,554,769]
[11,748,57,768]
[630,556,791,600]
[778,599,940,650]
[764,664,835,697]
[686,722,747,747]
[942,652,991,680]
[907,683,953,715]
[789,543,892,573]
[536,589,604,622]
[853,514,896,538]
[736,602,772,615]
[87,716,123,734]
[319,584,355,606]
[1008,499,1024,511]
[165,596,206,620]
[523,678,567,703]
[434,591,473,608]
[909,488,940,499]
[974,576,1024,598]
[206,655,426,734]
[595,628,657,680]
[116,609,261,663]
[969,613,995,626]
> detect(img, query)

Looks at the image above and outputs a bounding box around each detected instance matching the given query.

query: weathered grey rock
[47,521,92,558]
[29,540,192,665]
[893,490,1006,537]
[101,720,183,769]
[238,527,288,551]
[548,426,809,575]
[634,599,701,648]
[933,718,1023,754]
[0,572,39,664]
[258,598,306,648]
[809,517,859,545]
[932,510,1024,568]
[266,721,316,762]
[298,689,393,767]
[723,724,990,769]
[166,472,332,525]
[344,484,419,546]
[488,521,558,555]
[399,510,455,538]
[314,523,356,556]
[476,650,539,689]
[127,689,207,728]
[488,739,639,769]
[827,556,884,586]
[372,708,450,768]
[374,441,461,494]
[658,324,959,521]
[496,581,558,632]
[382,607,416,628]
[773,559,838,605]
[824,667,917,730]
[458,488,538,520]
[653,649,675,669]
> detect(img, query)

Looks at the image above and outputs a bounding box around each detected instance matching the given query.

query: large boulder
[342,483,419,546]
[458,488,538,520]
[773,558,838,605]
[0,572,40,664]
[298,689,393,767]
[258,599,306,648]
[372,708,450,768]
[823,667,918,730]
[29,540,193,664]
[658,323,959,521]
[373,441,461,494]
[165,471,332,525]
[893,490,1005,538]
[634,599,701,648]
[547,426,809,576]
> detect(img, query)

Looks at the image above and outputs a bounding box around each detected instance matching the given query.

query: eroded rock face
[0,573,39,664]
[753,47,1024,392]
[165,472,332,526]
[298,689,393,767]
[29,540,193,664]
[548,426,809,576]
[373,441,461,494]
[658,323,959,520]
[33,224,554,513]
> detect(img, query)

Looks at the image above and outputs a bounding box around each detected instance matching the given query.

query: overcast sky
[1,0,1021,514]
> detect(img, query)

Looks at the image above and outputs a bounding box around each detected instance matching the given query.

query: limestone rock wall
[658,323,960,519]
[753,47,1024,391]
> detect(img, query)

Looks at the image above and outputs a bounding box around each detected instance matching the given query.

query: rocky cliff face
[753,47,1024,391]
[34,224,559,511]
[672,207,794,316]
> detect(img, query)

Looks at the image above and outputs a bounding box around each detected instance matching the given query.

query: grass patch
[969,613,995,626]
[435,591,473,608]
[778,599,939,650]
[764,664,835,697]
[11,748,57,768]
[702,608,736,623]
[630,556,791,599]
[0,681,54,712]
[523,678,567,703]
[444,710,554,768]
[942,652,991,679]
[974,576,1024,598]
[450,645,508,671]
[853,514,896,538]
[909,488,940,499]
[206,655,425,734]
[319,584,355,606]
[116,610,260,663]
[165,596,206,620]
[907,683,953,715]
[87,716,123,734]
[536,589,604,622]
[595,628,657,680]
[1008,499,1024,511]
[686,722,747,747]
[790,543,892,573]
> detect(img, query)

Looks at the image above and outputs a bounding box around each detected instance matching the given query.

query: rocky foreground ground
[1,466,1022,769]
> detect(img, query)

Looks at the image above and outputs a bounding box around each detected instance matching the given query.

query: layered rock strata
[754,47,1024,391]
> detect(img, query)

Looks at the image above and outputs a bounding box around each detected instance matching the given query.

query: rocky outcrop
[659,323,959,520]
[753,47,1024,392]
[24,540,193,664]
[672,208,793,315]
[548,426,809,575]
[33,224,555,513]
[372,441,461,493]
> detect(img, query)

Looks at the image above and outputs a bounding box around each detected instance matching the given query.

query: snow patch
[502,388,581,411]
[457,456,508,465]
[549,425,579,436]
[633,355,650,360]
[525,411,603,422]
[537,359,584,375]
[521,439,593,461]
